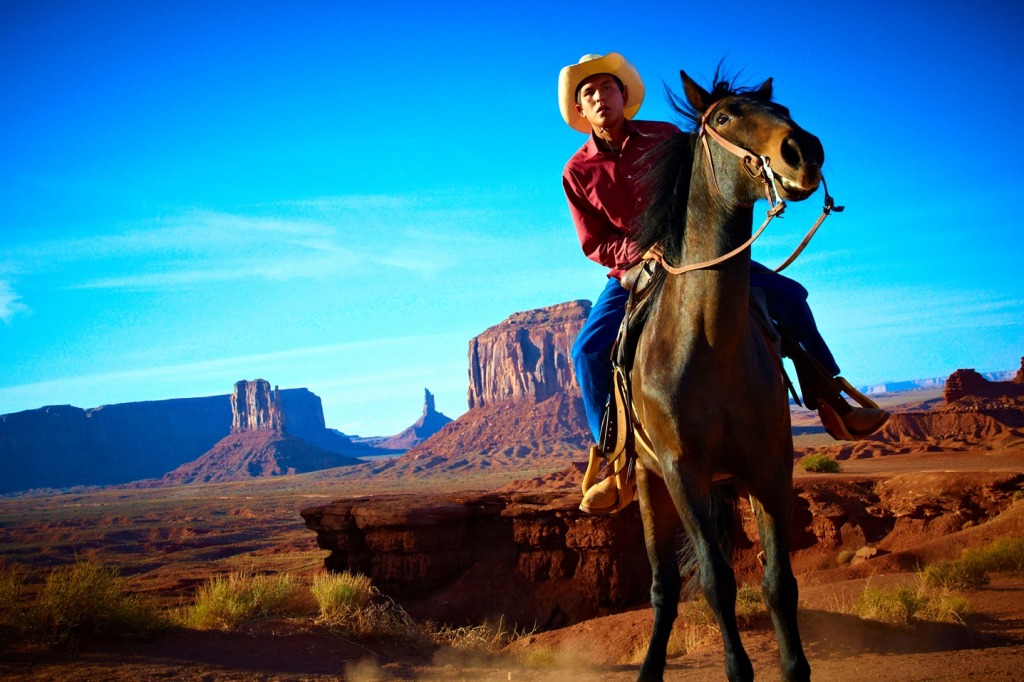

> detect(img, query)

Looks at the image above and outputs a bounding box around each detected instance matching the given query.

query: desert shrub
[853,584,927,626]
[180,568,313,630]
[325,593,417,638]
[964,537,1024,574]
[0,565,26,635]
[32,559,165,645]
[310,571,373,620]
[626,596,719,664]
[921,558,990,590]
[799,454,841,473]
[917,590,971,625]
[734,584,767,626]
[310,572,415,638]
[425,617,530,656]
[852,578,971,627]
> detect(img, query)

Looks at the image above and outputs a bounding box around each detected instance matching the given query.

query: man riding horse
[560,53,889,515]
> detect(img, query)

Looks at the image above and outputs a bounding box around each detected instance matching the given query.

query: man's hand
[642,244,664,262]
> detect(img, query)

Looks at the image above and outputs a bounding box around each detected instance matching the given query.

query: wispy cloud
[5,193,537,291]
[0,330,469,410]
[0,280,30,323]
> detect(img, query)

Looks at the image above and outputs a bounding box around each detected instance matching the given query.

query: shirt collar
[583,118,644,159]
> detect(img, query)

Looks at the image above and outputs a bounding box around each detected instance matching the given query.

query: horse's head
[681,70,823,205]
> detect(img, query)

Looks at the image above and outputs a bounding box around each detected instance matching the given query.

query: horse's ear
[755,77,773,100]
[680,70,711,113]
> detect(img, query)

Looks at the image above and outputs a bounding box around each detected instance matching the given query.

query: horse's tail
[676,483,740,599]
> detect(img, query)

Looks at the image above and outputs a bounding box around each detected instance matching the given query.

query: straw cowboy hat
[558,52,645,133]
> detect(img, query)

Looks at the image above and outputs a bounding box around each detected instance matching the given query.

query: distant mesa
[369,300,593,478]
[0,379,423,493]
[468,300,588,408]
[161,379,369,485]
[943,361,1024,403]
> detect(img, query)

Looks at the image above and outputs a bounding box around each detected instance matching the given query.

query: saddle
[595,260,790,470]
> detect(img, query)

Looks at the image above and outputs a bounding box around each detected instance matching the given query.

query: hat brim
[558,52,645,133]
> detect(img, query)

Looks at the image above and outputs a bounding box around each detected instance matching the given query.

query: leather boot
[816,377,890,440]
[785,338,890,441]
[579,445,636,515]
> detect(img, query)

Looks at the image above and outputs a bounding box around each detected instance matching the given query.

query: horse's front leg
[663,464,752,682]
[636,461,682,682]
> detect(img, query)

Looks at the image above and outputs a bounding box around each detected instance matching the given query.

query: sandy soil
[2,444,1023,681]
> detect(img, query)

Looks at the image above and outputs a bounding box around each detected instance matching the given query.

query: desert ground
[2,391,1023,681]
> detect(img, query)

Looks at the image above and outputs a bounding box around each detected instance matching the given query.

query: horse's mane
[633,68,770,263]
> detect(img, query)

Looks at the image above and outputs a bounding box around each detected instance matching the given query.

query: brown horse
[628,70,822,682]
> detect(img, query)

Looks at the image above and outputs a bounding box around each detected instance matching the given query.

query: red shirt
[563,119,681,279]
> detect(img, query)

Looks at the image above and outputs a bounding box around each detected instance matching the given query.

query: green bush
[917,590,971,625]
[734,584,766,626]
[921,558,990,590]
[854,584,927,626]
[179,568,313,630]
[800,453,841,473]
[32,559,165,646]
[964,537,1024,574]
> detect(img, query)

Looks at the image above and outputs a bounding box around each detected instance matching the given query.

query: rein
[654,99,842,276]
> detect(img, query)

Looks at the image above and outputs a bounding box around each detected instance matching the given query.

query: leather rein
[653,98,843,276]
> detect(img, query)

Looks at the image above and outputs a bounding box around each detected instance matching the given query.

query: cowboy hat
[558,52,645,133]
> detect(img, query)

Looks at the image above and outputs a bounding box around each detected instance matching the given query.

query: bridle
[654,97,842,276]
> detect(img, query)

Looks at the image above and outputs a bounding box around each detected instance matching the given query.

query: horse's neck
[672,176,754,351]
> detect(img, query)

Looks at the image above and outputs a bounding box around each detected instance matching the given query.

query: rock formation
[162,379,369,484]
[0,396,230,493]
[372,389,453,450]
[231,379,284,432]
[302,485,650,630]
[468,300,588,408]
[943,361,1024,404]
[302,469,1024,629]
[0,380,378,492]
[373,301,593,474]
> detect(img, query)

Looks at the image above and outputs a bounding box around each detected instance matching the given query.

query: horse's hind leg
[635,462,682,682]
[749,487,811,682]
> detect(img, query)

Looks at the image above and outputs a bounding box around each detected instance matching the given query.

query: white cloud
[0,280,29,323]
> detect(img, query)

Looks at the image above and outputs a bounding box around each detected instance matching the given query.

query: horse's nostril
[780,137,803,168]
[780,134,824,169]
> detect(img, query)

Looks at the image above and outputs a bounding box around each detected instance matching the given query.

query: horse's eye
[716,113,729,126]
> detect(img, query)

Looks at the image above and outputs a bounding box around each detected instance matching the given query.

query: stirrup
[581,445,602,495]
[580,457,636,514]
[836,376,881,410]
[816,400,855,441]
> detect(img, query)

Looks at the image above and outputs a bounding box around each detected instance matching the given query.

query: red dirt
[2,448,1023,680]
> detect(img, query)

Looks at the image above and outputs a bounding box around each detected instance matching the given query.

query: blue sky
[2,1,1022,436]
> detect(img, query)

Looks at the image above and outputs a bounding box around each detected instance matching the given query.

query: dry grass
[848,578,969,627]
[176,567,314,630]
[425,616,532,655]
[626,595,720,665]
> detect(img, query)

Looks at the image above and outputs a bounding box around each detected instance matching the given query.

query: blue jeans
[572,277,631,442]
[572,263,841,443]
[750,262,840,376]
